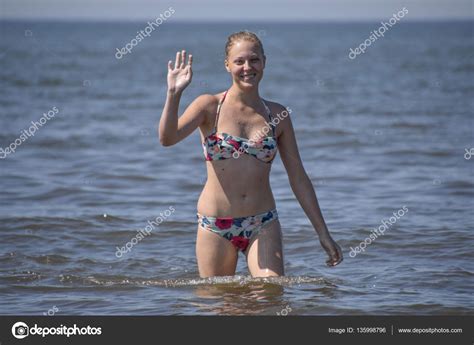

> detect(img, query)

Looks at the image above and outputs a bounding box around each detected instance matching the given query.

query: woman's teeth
[240,73,256,80]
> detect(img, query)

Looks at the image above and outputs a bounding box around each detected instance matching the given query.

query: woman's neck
[227,85,262,108]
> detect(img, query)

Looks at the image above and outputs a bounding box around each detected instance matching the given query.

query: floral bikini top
[202,90,278,164]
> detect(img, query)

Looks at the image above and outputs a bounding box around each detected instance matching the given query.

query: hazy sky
[1,0,472,21]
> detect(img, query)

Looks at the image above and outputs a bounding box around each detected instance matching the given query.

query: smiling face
[225,40,266,89]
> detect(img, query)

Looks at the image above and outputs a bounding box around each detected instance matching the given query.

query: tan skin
[159,41,343,278]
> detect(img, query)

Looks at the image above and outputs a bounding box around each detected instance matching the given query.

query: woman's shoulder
[187,94,218,123]
[192,92,227,112]
[192,93,219,108]
[262,99,291,119]
[191,93,223,128]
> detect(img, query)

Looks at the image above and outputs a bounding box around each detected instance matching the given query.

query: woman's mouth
[240,73,257,81]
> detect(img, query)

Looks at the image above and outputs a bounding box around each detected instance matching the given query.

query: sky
[0,0,473,21]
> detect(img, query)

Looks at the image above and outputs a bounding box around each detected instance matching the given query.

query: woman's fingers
[174,51,181,69]
[326,243,343,267]
[326,256,339,266]
[170,50,191,73]
[172,50,192,70]
[180,50,186,68]
[320,238,343,267]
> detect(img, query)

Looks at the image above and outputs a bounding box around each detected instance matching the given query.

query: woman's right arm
[158,50,214,146]
[159,89,183,146]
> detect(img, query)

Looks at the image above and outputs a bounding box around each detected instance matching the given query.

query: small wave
[317,128,353,136]
[391,122,429,129]
[58,274,331,288]
[159,275,331,287]
[91,213,130,222]
[92,92,148,100]
[314,139,362,148]
[1,217,99,236]
[33,137,92,149]
[422,150,453,157]
[6,78,31,87]
[28,254,70,265]
[38,77,64,86]
[444,180,474,189]
[28,186,84,200]
[383,149,453,157]
[2,271,43,283]
[453,64,474,73]
[0,99,17,107]
[448,189,474,196]
[413,266,474,278]
[93,173,157,182]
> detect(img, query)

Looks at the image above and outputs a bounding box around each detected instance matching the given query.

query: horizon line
[1,17,473,24]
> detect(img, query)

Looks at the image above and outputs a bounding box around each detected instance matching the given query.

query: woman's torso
[197,91,279,217]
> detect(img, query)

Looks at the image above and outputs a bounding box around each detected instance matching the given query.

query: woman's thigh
[245,219,284,277]
[195,226,238,278]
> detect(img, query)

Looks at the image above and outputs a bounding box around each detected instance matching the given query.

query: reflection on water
[65,274,334,315]
[193,278,286,315]
[183,275,333,315]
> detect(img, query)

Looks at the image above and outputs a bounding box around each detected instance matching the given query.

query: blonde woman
[159,31,343,278]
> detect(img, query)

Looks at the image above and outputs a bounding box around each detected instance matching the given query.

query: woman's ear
[263,54,266,68]
[224,59,230,72]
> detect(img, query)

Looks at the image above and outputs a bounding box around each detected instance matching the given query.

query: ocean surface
[0,21,473,315]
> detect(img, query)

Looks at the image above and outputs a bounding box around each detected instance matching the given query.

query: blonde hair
[225,31,265,60]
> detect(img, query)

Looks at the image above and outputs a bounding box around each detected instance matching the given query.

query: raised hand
[167,50,193,94]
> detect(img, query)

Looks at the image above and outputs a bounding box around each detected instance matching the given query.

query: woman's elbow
[159,135,175,147]
[160,138,170,147]
[158,130,174,147]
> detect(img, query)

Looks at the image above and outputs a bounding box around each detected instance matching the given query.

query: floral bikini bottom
[196,208,279,252]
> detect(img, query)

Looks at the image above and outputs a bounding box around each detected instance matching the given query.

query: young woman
[159,31,343,278]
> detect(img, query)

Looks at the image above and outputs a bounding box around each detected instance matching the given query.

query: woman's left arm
[275,105,343,267]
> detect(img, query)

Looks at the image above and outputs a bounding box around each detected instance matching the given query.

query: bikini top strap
[213,90,229,132]
[261,99,276,137]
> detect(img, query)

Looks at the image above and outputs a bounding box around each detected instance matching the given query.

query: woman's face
[225,40,265,88]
